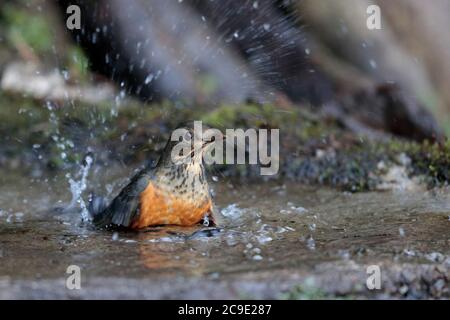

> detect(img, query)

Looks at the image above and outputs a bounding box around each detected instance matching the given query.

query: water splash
[220,203,242,219]
[67,154,93,221]
[202,213,210,226]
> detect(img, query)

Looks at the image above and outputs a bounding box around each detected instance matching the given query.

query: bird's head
[158,121,223,167]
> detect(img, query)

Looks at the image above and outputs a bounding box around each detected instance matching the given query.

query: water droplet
[403,248,416,257]
[256,234,273,244]
[338,249,350,259]
[307,236,316,250]
[62,70,70,80]
[202,214,210,226]
[252,248,261,254]
[145,73,154,85]
[292,206,307,214]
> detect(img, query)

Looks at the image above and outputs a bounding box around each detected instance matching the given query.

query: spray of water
[67,154,93,221]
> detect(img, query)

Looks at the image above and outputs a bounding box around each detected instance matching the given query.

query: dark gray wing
[92,170,152,228]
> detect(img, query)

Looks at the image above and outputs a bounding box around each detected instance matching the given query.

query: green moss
[1,91,449,190]
[201,104,251,128]
[394,141,450,186]
[280,284,332,300]
[201,103,328,142]
[0,94,49,135]
[2,3,53,54]
[66,46,90,81]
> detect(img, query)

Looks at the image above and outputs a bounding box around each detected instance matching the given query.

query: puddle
[0,167,448,298]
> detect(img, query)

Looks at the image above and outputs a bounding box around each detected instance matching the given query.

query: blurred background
[0,0,449,139]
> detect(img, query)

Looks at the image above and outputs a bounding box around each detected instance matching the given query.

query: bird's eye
[183,131,192,141]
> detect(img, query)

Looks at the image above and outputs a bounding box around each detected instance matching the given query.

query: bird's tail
[87,193,108,221]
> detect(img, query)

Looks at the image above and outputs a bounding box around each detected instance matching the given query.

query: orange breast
[131,182,211,229]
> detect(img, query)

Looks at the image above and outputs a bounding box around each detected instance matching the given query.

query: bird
[88,122,222,230]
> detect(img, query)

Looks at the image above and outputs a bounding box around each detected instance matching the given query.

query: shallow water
[0,166,449,298]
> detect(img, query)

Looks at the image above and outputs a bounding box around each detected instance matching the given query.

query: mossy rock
[0,91,448,191]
